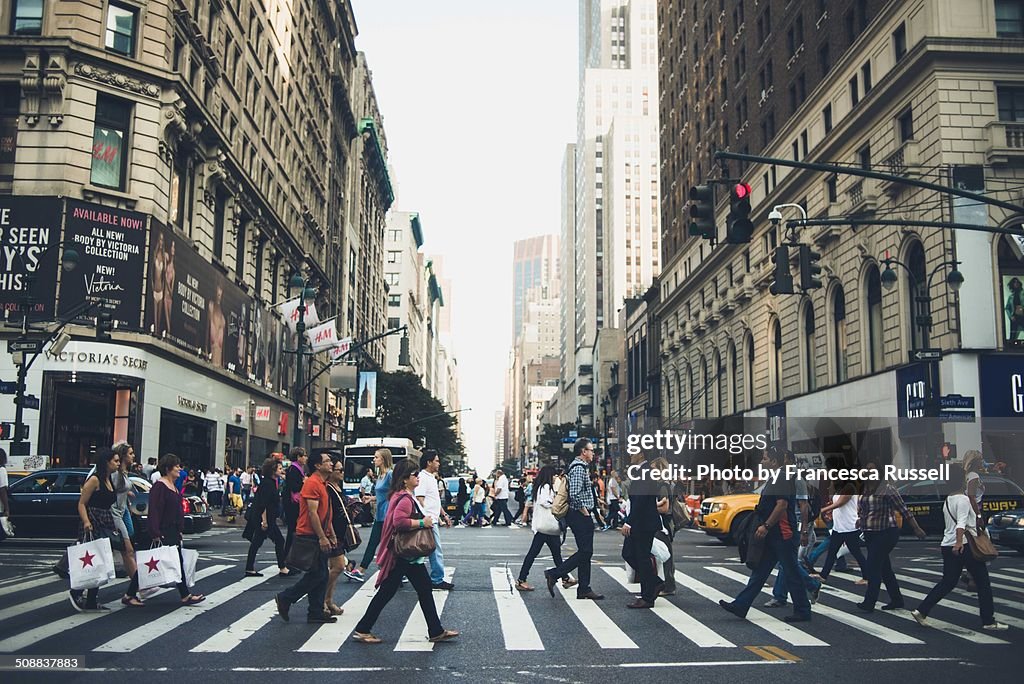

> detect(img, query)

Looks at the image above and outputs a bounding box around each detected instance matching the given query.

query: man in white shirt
[415,450,453,590]
[206,469,225,508]
[489,469,513,526]
[142,457,157,480]
[240,467,253,504]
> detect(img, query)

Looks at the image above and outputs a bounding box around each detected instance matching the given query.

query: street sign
[909,348,942,362]
[22,394,39,410]
[7,339,44,354]
[561,437,577,443]
[940,394,975,410]
[0,381,16,394]
[569,430,578,438]
[939,410,976,423]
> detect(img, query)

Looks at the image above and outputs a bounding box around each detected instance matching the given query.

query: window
[729,343,738,414]
[386,250,401,264]
[235,215,247,278]
[388,317,400,329]
[803,301,817,392]
[745,332,755,409]
[10,472,58,494]
[827,175,838,203]
[388,294,401,307]
[58,473,88,494]
[0,83,18,184]
[818,42,831,73]
[10,0,43,35]
[849,76,860,107]
[169,156,189,229]
[898,108,914,143]
[90,95,132,190]
[996,0,1024,37]
[823,104,833,133]
[388,229,401,242]
[212,187,227,259]
[858,143,871,170]
[105,2,138,57]
[893,22,907,59]
[385,272,400,287]
[908,241,929,350]
[998,86,1024,121]
[833,286,848,383]
[861,62,873,93]
[867,266,884,372]
[801,130,809,157]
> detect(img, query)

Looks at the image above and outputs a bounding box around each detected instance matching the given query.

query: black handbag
[285,535,320,571]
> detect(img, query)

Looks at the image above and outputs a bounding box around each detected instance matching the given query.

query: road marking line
[0,565,230,653]
[745,645,781,661]
[394,566,456,651]
[490,566,543,650]
[297,571,381,653]
[0,579,126,624]
[988,571,1024,585]
[904,566,1024,597]
[762,645,801,661]
[888,572,1024,613]
[0,574,60,596]
[673,571,827,647]
[95,565,279,652]
[190,598,277,652]
[705,567,923,645]
[602,567,733,647]
[556,575,638,649]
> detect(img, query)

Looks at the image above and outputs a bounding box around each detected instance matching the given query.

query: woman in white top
[912,465,1006,630]
[514,466,576,592]
[817,482,869,582]
[963,450,987,525]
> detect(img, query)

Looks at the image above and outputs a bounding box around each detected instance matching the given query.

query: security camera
[768,208,783,225]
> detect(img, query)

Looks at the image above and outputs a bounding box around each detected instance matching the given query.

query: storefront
[979,353,1024,486]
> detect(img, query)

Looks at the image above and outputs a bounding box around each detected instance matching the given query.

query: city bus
[342,438,422,498]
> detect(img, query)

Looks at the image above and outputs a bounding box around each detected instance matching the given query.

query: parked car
[896,474,1024,535]
[6,469,212,541]
[987,509,1024,553]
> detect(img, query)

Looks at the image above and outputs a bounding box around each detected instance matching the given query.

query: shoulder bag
[285,535,320,572]
[946,499,998,562]
[389,493,436,560]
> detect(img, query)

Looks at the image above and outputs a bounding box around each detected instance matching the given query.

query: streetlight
[879,257,963,334]
[287,272,318,450]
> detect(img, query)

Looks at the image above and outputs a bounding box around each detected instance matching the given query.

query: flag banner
[305,319,339,352]
[278,297,320,332]
[328,337,353,360]
[357,371,377,418]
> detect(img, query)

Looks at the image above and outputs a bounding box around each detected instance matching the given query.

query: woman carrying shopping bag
[69,448,138,611]
[147,454,205,606]
[244,458,289,577]
[515,465,576,591]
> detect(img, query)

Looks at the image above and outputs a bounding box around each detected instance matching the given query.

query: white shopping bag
[625,561,637,584]
[136,545,183,590]
[68,537,115,590]
[181,547,198,588]
[651,538,671,564]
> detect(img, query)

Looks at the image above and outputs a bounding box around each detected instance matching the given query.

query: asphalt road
[1,520,1023,683]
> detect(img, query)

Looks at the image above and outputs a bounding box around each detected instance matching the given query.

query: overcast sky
[350,1,578,472]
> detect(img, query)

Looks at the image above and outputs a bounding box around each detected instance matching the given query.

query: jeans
[359,520,384,569]
[862,527,902,609]
[820,530,868,580]
[427,524,445,584]
[732,533,811,618]
[773,553,820,602]
[623,530,661,602]
[277,537,328,618]
[917,545,996,625]
[549,509,595,593]
[607,500,620,528]
[283,504,299,561]
[490,499,513,525]
[355,559,444,638]
[246,521,286,571]
[518,533,565,582]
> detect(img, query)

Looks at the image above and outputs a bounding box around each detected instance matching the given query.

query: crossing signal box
[769,244,795,295]
[799,244,823,291]
[688,185,716,241]
[726,182,754,243]
[0,422,12,440]
[96,310,114,341]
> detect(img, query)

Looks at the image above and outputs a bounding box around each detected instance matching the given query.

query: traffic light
[769,244,795,295]
[399,333,411,366]
[96,309,114,341]
[688,185,716,241]
[726,182,754,243]
[799,244,823,291]
[0,422,13,440]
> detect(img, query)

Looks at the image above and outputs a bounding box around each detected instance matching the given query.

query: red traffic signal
[731,182,751,200]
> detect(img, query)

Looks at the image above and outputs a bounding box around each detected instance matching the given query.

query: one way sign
[909,348,941,362]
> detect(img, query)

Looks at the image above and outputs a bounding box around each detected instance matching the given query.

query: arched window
[745,332,755,409]
[728,342,738,415]
[866,265,884,372]
[907,241,929,350]
[770,318,783,401]
[665,371,675,421]
[678,366,687,421]
[803,300,817,393]
[832,285,848,383]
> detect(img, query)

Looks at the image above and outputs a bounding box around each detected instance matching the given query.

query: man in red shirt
[276,451,337,623]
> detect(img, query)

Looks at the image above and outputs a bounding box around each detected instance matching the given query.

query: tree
[537,422,579,464]
[354,371,465,463]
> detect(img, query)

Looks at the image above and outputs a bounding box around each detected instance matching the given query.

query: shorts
[112,510,133,545]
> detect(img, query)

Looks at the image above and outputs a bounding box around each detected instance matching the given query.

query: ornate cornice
[73,63,160,98]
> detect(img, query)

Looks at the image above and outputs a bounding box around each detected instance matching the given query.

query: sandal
[352,632,382,644]
[428,629,460,643]
[562,578,579,589]
[326,604,344,616]
[121,595,145,607]
[180,594,205,606]
[515,580,534,592]
[245,571,263,577]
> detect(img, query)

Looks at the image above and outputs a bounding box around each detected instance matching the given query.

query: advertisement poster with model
[58,199,147,329]
[1003,275,1024,346]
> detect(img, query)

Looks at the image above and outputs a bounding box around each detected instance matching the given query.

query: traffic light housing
[769,244,795,295]
[0,422,13,440]
[726,182,754,243]
[688,185,716,241]
[96,309,114,341]
[799,244,823,291]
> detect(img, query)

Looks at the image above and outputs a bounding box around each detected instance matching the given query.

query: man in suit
[621,452,664,608]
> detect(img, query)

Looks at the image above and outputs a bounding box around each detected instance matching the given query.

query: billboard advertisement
[57,199,148,329]
[0,196,62,317]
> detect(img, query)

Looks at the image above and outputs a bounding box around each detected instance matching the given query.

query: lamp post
[287,273,317,451]
[6,242,80,456]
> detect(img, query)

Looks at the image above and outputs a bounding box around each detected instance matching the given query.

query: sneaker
[344,569,366,582]
[307,613,338,624]
[69,591,86,613]
[911,610,928,626]
[763,598,787,608]
[983,622,1009,631]
[431,581,454,591]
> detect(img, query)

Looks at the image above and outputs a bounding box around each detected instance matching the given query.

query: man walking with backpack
[545,439,604,601]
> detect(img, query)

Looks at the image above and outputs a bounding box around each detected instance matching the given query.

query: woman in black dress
[244,458,288,577]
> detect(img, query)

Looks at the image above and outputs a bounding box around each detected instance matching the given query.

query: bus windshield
[343,446,409,485]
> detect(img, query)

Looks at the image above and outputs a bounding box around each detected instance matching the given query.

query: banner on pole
[357,371,377,418]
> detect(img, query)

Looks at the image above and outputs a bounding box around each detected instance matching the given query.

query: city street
[1,521,1022,682]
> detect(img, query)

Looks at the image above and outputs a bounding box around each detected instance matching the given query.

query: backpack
[552,462,585,519]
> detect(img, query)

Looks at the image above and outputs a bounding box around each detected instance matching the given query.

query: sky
[350,1,579,473]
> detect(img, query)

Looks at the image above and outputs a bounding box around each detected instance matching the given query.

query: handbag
[339,495,362,552]
[389,493,436,560]
[285,535,320,572]
[944,499,998,562]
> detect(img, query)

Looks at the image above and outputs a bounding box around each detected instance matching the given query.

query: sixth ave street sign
[909,348,942,362]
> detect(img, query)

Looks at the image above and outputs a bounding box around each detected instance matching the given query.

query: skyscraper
[512,235,560,343]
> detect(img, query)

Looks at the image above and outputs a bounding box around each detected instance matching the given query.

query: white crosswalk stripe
[904,567,1024,598]
[190,598,278,653]
[297,571,381,653]
[0,574,60,597]
[395,566,456,651]
[0,579,127,624]
[603,567,733,647]
[491,566,544,650]
[555,574,638,649]
[889,572,1024,616]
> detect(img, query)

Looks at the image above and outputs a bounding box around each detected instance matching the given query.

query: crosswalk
[1,556,1023,657]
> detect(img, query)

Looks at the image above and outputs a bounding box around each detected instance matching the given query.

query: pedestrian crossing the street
[1,556,1023,658]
